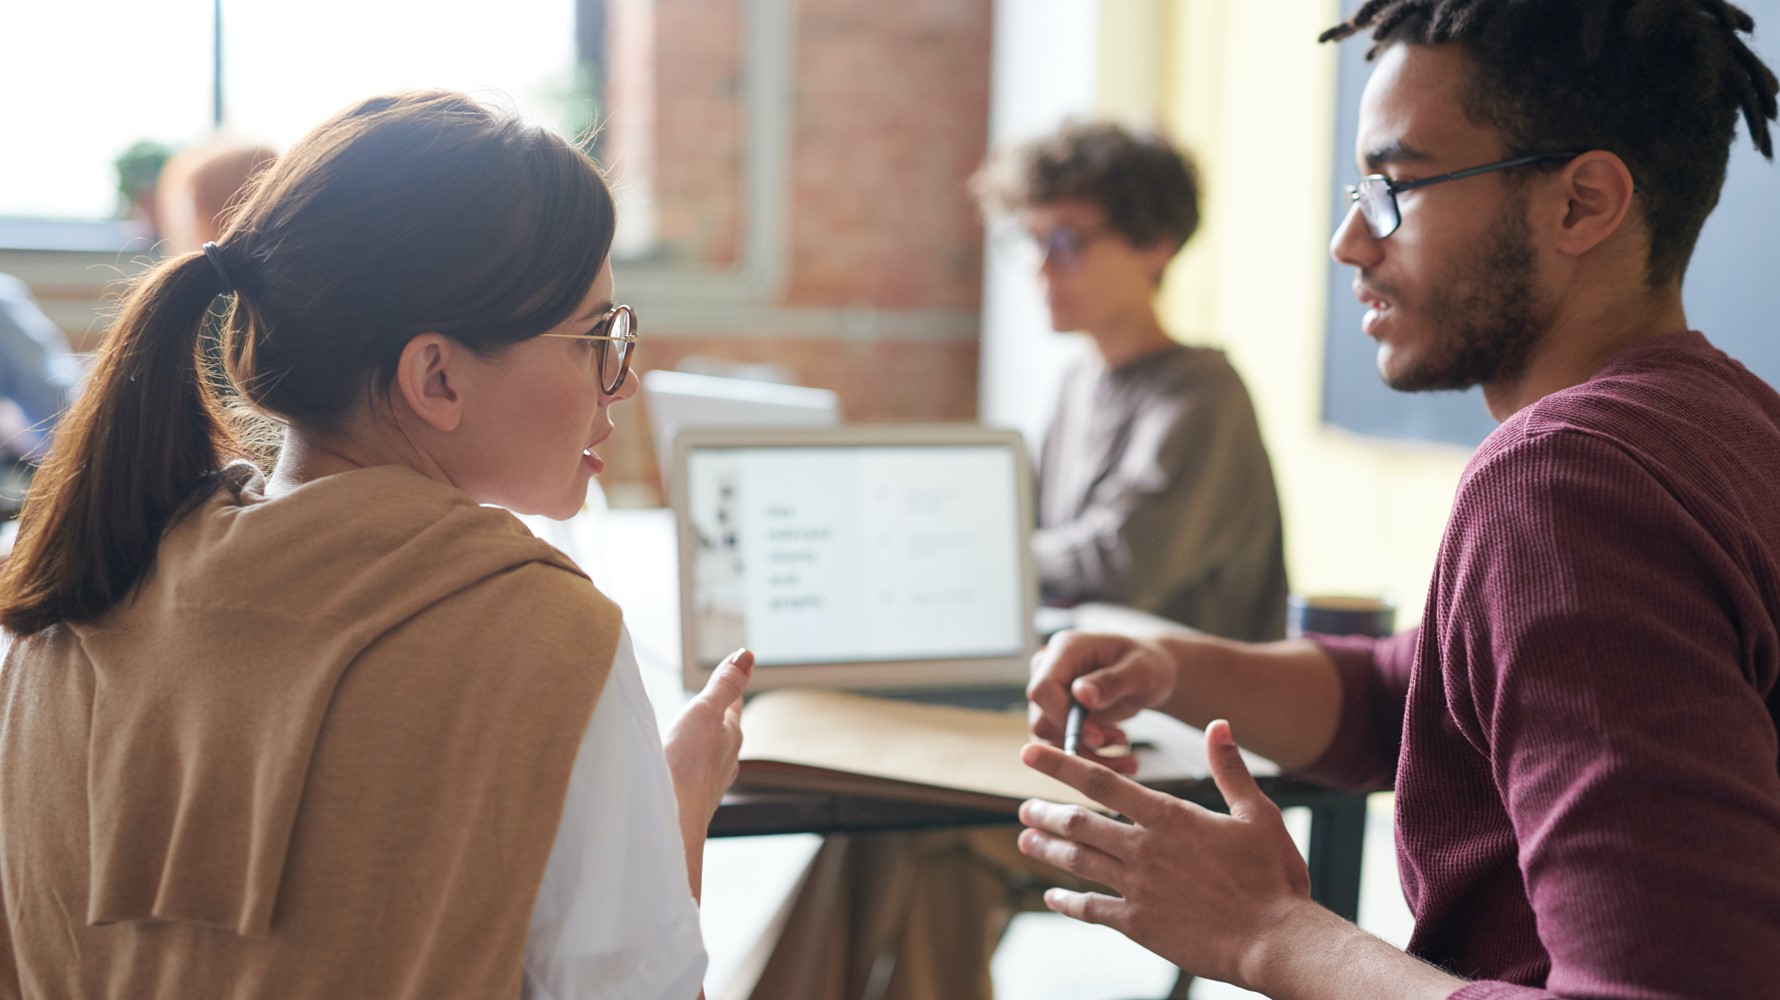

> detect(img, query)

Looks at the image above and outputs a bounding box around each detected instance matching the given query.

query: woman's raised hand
[663,648,753,831]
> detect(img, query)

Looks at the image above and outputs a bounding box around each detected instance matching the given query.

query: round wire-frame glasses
[991,220,1118,274]
[538,303,639,394]
[1345,151,1582,239]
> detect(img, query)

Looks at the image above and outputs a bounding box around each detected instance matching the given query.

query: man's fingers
[1019,798,1133,858]
[1029,632,1154,749]
[1204,719,1272,822]
[1068,647,1154,716]
[1026,645,1075,729]
[1042,888,1128,931]
[1092,752,1141,777]
[1081,726,1140,775]
[1021,742,1170,825]
[1028,700,1064,745]
[1030,631,1133,695]
[1083,722,1129,751]
[1027,714,1136,773]
[1017,828,1125,888]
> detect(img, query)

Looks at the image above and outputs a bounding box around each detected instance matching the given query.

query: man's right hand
[1027,630,1181,775]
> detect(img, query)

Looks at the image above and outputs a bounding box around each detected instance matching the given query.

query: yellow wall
[1098,0,1474,620]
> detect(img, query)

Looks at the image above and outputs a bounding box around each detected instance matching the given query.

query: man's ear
[1550,150,1638,259]
[392,333,466,434]
[1140,238,1184,286]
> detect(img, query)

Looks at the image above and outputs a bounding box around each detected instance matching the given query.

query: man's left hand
[1016,719,1316,991]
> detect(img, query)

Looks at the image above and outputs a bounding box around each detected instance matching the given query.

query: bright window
[0,0,586,223]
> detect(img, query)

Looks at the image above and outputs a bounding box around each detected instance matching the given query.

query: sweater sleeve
[1435,429,1780,1000]
[1033,369,1271,613]
[1288,629,1418,791]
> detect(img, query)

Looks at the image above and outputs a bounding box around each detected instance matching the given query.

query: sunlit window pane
[0,0,582,224]
[222,0,580,151]
[0,2,213,220]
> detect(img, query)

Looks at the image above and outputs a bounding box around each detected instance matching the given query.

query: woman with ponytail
[0,90,748,1000]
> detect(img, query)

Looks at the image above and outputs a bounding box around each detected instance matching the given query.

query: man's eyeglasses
[537,303,639,394]
[993,221,1116,273]
[1346,151,1581,239]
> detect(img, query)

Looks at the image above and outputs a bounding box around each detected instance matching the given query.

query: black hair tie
[202,241,236,295]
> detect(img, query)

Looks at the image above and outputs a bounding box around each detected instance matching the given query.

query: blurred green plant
[533,59,607,161]
[113,140,174,218]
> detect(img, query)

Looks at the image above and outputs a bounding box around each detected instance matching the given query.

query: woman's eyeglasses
[538,304,639,395]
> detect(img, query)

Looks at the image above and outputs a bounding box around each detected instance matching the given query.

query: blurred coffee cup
[1286,594,1396,639]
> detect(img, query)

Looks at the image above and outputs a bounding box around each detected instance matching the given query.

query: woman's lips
[582,433,609,474]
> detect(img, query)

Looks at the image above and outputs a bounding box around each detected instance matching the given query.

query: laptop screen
[640,369,840,494]
[675,426,1036,691]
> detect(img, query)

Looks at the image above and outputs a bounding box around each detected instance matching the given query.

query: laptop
[672,424,1037,703]
[641,370,841,495]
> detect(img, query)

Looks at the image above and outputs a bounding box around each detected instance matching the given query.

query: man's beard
[1380,199,1549,392]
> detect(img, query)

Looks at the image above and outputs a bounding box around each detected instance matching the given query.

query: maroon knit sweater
[1300,332,1780,999]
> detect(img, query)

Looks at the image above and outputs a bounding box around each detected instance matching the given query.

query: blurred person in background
[742,122,1291,1000]
[155,138,278,253]
[0,275,75,467]
[977,120,1288,642]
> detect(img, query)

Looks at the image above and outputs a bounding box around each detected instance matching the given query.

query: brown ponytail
[0,253,243,635]
[0,89,616,637]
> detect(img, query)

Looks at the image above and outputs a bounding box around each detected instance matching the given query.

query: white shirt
[523,628,707,1000]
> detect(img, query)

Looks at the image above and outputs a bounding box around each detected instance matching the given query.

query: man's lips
[1354,280,1394,338]
[1353,280,1391,313]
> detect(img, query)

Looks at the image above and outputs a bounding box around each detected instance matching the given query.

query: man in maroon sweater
[1015,3,1780,998]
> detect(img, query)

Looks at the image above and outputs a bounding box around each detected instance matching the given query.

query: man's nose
[1330,202,1382,270]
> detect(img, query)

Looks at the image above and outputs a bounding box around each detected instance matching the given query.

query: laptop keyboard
[866,686,1028,713]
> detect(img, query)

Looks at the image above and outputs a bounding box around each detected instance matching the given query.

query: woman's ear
[392,333,466,433]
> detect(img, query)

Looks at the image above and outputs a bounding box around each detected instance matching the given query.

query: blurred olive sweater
[1036,343,1288,641]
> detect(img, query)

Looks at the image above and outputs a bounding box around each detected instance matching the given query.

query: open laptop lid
[673,424,1038,693]
[642,370,840,494]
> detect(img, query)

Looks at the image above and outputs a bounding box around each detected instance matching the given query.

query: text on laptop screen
[685,444,1026,669]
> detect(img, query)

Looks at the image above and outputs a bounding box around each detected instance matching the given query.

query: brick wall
[782,0,991,310]
[646,0,744,267]
[603,0,993,503]
[10,0,996,508]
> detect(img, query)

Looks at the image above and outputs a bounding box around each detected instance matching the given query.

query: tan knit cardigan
[0,466,621,999]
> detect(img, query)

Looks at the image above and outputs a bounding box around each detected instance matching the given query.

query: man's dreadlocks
[1321,0,1779,285]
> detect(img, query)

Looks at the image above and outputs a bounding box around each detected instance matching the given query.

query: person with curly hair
[738,122,1291,1000]
[975,121,1289,643]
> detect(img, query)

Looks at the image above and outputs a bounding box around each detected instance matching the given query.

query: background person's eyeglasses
[992,221,1116,273]
[1345,151,1581,239]
[538,303,639,394]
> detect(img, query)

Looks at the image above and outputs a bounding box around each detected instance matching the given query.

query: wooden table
[543,505,1371,923]
[708,782,1367,922]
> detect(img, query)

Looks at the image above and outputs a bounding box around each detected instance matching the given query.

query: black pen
[1063,695,1087,756]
